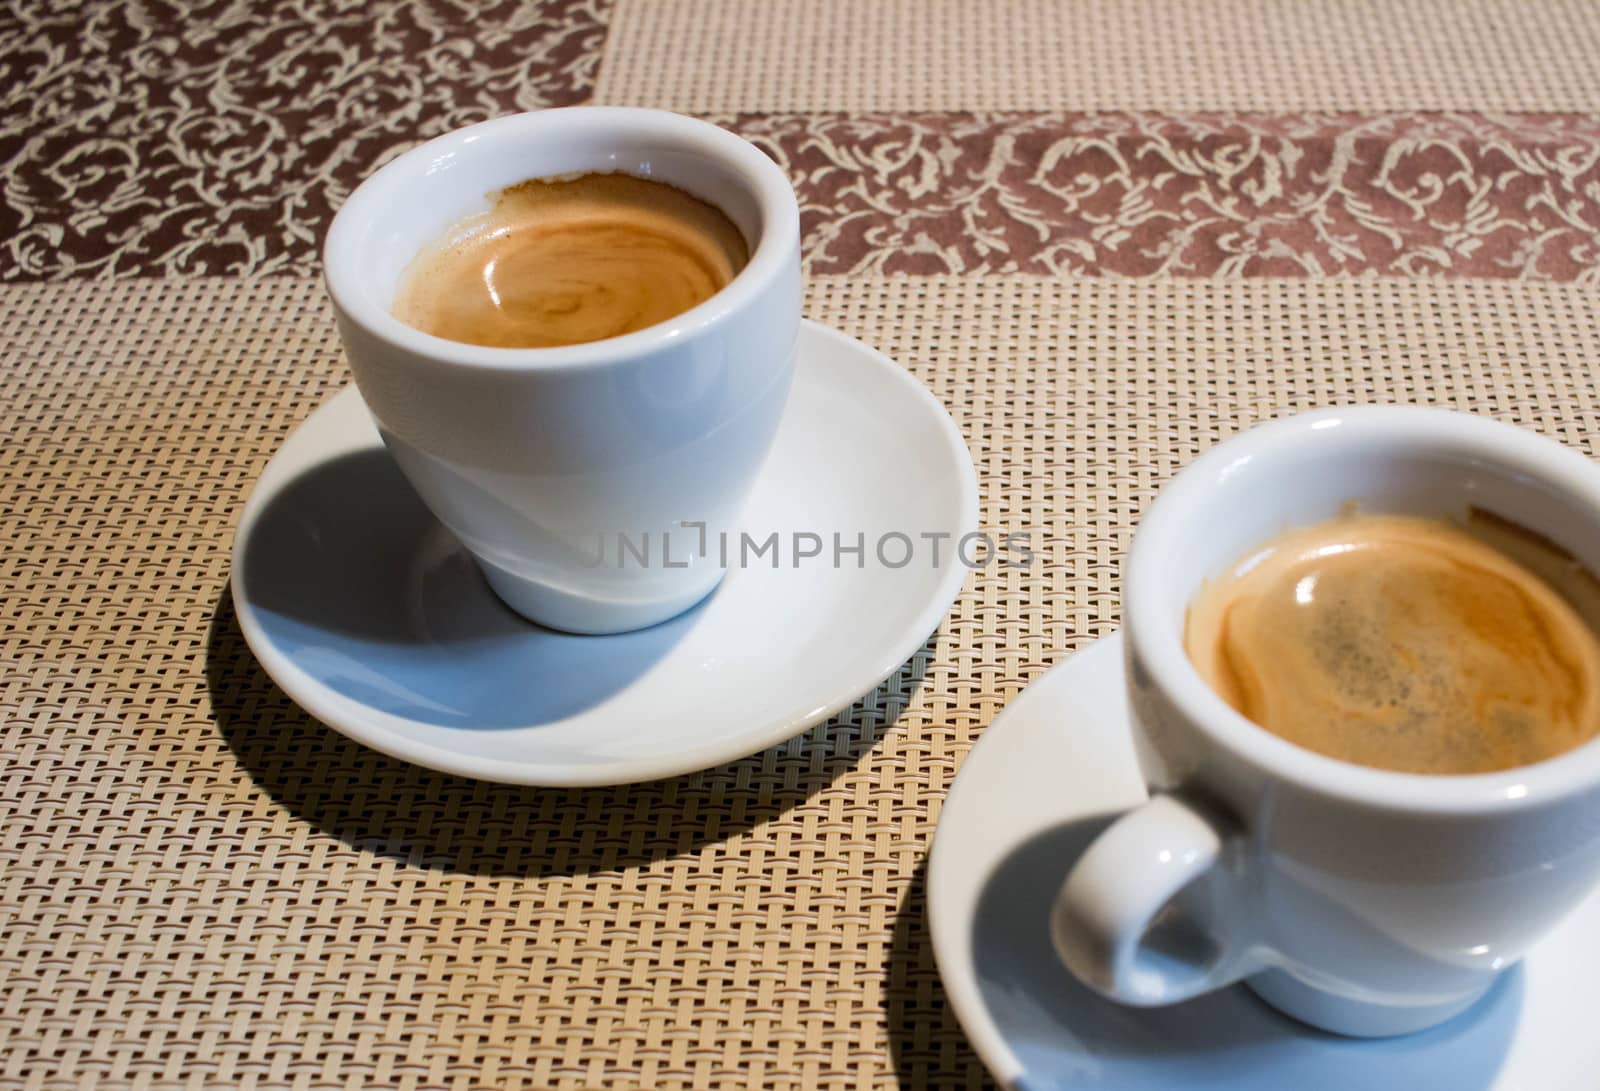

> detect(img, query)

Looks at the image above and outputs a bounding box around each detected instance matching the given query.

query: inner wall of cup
[347,129,766,312]
[1150,435,1600,645]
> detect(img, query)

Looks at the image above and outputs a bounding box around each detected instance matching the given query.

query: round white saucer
[930,633,1600,1090]
[231,320,976,785]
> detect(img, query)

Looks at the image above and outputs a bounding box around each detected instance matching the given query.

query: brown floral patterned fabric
[2,0,610,279]
[734,112,1600,280]
[5,3,1600,280]
[3,3,1600,279]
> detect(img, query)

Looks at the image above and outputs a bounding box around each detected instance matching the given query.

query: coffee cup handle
[1050,794,1257,1005]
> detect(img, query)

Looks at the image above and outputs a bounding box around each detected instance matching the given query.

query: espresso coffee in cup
[324,107,801,634]
[1052,407,1600,1037]
[392,172,750,349]
[1185,508,1600,774]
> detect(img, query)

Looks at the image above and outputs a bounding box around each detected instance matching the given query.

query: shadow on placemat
[205,590,929,879]
[888,856,997,1090]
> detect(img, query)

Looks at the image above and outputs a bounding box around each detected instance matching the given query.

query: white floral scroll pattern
[5,1,1600,284]
[1,0,611,279]
[724,112,1600,280]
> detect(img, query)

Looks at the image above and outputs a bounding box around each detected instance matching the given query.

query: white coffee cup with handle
[1052,406,1600,1036]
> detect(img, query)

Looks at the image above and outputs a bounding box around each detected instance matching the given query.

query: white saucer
[930,633,1600,1090]
[231,321,977,785]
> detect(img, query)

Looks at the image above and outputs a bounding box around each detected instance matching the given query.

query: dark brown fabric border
[2,0,612,280]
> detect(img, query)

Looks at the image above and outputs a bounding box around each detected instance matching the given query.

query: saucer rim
[927,632,1600,1089]
[928,632,1128,1088]
[229,319,978,786]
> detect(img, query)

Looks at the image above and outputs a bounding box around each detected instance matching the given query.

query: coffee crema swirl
[393,172,749,349]
[1185,511,1600,775]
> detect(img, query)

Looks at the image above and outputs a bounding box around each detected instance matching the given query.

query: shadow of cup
[206,584,933,878]
[237,448,694,728]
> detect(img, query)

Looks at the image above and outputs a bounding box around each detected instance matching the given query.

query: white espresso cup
[323,108,801,634]
[1051,406,1600,1036]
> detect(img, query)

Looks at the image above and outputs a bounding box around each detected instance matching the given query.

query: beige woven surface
[594,0,1600,112]
[4,274,1600,1088]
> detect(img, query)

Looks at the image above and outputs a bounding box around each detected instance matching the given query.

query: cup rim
[1126,404,1600,815]
[321,106,798,372]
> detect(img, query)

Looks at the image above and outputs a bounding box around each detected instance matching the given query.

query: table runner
[5,4,1600,1089]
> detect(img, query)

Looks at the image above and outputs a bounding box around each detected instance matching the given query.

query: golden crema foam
[393,172,749,349]
[1185,511,1600,774]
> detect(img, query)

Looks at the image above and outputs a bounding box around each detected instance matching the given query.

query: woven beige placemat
[4,274,1600,1089]
[594,0,1600,112]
